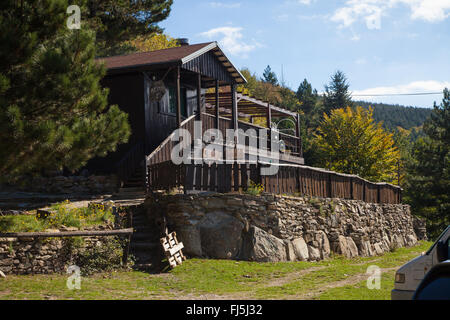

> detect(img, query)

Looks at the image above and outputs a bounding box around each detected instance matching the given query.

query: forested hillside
[355,101,432,131]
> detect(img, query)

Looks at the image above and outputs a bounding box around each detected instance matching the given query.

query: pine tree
[405,89,450,238]
[262,65,278,86]
[85,0,174,56]
[0,0,131,181]
[296,79,318,128]
[323,70,353,115]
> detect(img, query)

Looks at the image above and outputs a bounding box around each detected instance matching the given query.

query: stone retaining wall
[146,193,427,262]
[0,231,128,275]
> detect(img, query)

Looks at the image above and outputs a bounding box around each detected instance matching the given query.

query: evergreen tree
[405,89,450,238]
[85,0,174,56]
[262,65,278,86]
[323,70,353,115]
[296,79,318,128]
[0,0,131,180]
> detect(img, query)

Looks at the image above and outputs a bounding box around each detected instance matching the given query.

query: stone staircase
[129,206,163,272]
[113,164,146,201]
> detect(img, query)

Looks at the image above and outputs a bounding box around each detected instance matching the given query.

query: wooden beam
[0,228,134,238]
[176,66,182,128]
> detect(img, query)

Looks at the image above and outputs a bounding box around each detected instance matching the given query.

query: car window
[427,226,450,255]
[415,276,450,300]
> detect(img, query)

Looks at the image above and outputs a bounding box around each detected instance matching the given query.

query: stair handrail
[146,114,197,165]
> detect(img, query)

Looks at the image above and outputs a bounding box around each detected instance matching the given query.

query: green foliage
[0,201,114,233]
[323,70,353,115]
[74,237,126,276]
[246,181,264,196]
[84,0,174,56]
[405,89,450,238]
[356,100,432,132]
[297,79,319,126]
[0,1,131,180]
[262,65,278,86]
[314,106,400,182]
[125,33,180,53]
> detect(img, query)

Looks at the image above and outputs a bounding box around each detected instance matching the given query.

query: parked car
[413,260,450,300]
[391,226,450,300]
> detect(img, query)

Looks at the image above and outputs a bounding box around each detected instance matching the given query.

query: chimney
[177,38,189,46]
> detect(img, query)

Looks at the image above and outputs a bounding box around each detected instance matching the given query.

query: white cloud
[209,2,241,9]
[331,0,450,30]
[199,27,261,57]
[352,80,450,96]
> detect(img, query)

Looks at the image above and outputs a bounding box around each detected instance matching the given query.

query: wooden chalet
[88,41,304,190]
[88,41,401,204]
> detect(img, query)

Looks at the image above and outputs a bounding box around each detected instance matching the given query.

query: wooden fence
[147,161,402,204]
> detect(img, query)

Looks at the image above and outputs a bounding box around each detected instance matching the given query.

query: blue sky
[160,0,450,108]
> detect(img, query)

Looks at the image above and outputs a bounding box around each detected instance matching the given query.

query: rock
[331,235,358,258]
[331,235,349,257]
[292,237,309,261]
[317,231,330,259]
[373,243,384,255]
[285,241,296,262]
[176,225,202,257]
[241,226,287,262]
[406,234,417,247]
[346,237,359,258]
[0,270,5,278]
[198,212,244,259]
[308,246,321,261]
[357,240,373,257]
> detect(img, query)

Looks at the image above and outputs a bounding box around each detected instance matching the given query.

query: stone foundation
[146,193,426,262]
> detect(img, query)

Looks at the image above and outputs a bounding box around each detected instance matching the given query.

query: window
[168,86,187,117]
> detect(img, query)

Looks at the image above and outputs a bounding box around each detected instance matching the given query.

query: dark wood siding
[182,51,234,83]
[144,77,199,155]
[85,72,145,174]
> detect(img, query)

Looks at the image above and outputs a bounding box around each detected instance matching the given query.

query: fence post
[377,185,381,203]
[349,177,353,200]
[363,181,366,202]
[327,174,332,198]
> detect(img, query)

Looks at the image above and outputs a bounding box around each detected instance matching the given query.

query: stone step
[119,187,145,193]
[131,242,158,251]
[131,233,156,242]
[133,226,153,233]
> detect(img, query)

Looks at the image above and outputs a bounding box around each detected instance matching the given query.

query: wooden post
[196,73,202,121]
[215,80,220,130]
[231,83,238,130]
[266,102,272,151]
[176,66,182,128]
[296,114,302,157]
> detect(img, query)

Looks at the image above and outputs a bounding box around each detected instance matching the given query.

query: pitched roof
[97,42,246,84]
[98,42,214,70]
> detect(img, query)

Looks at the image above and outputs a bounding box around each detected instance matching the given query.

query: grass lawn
[0,201,114,233]
[0,241,432,300]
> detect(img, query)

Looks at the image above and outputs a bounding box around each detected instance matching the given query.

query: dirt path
[294,267,398,300]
